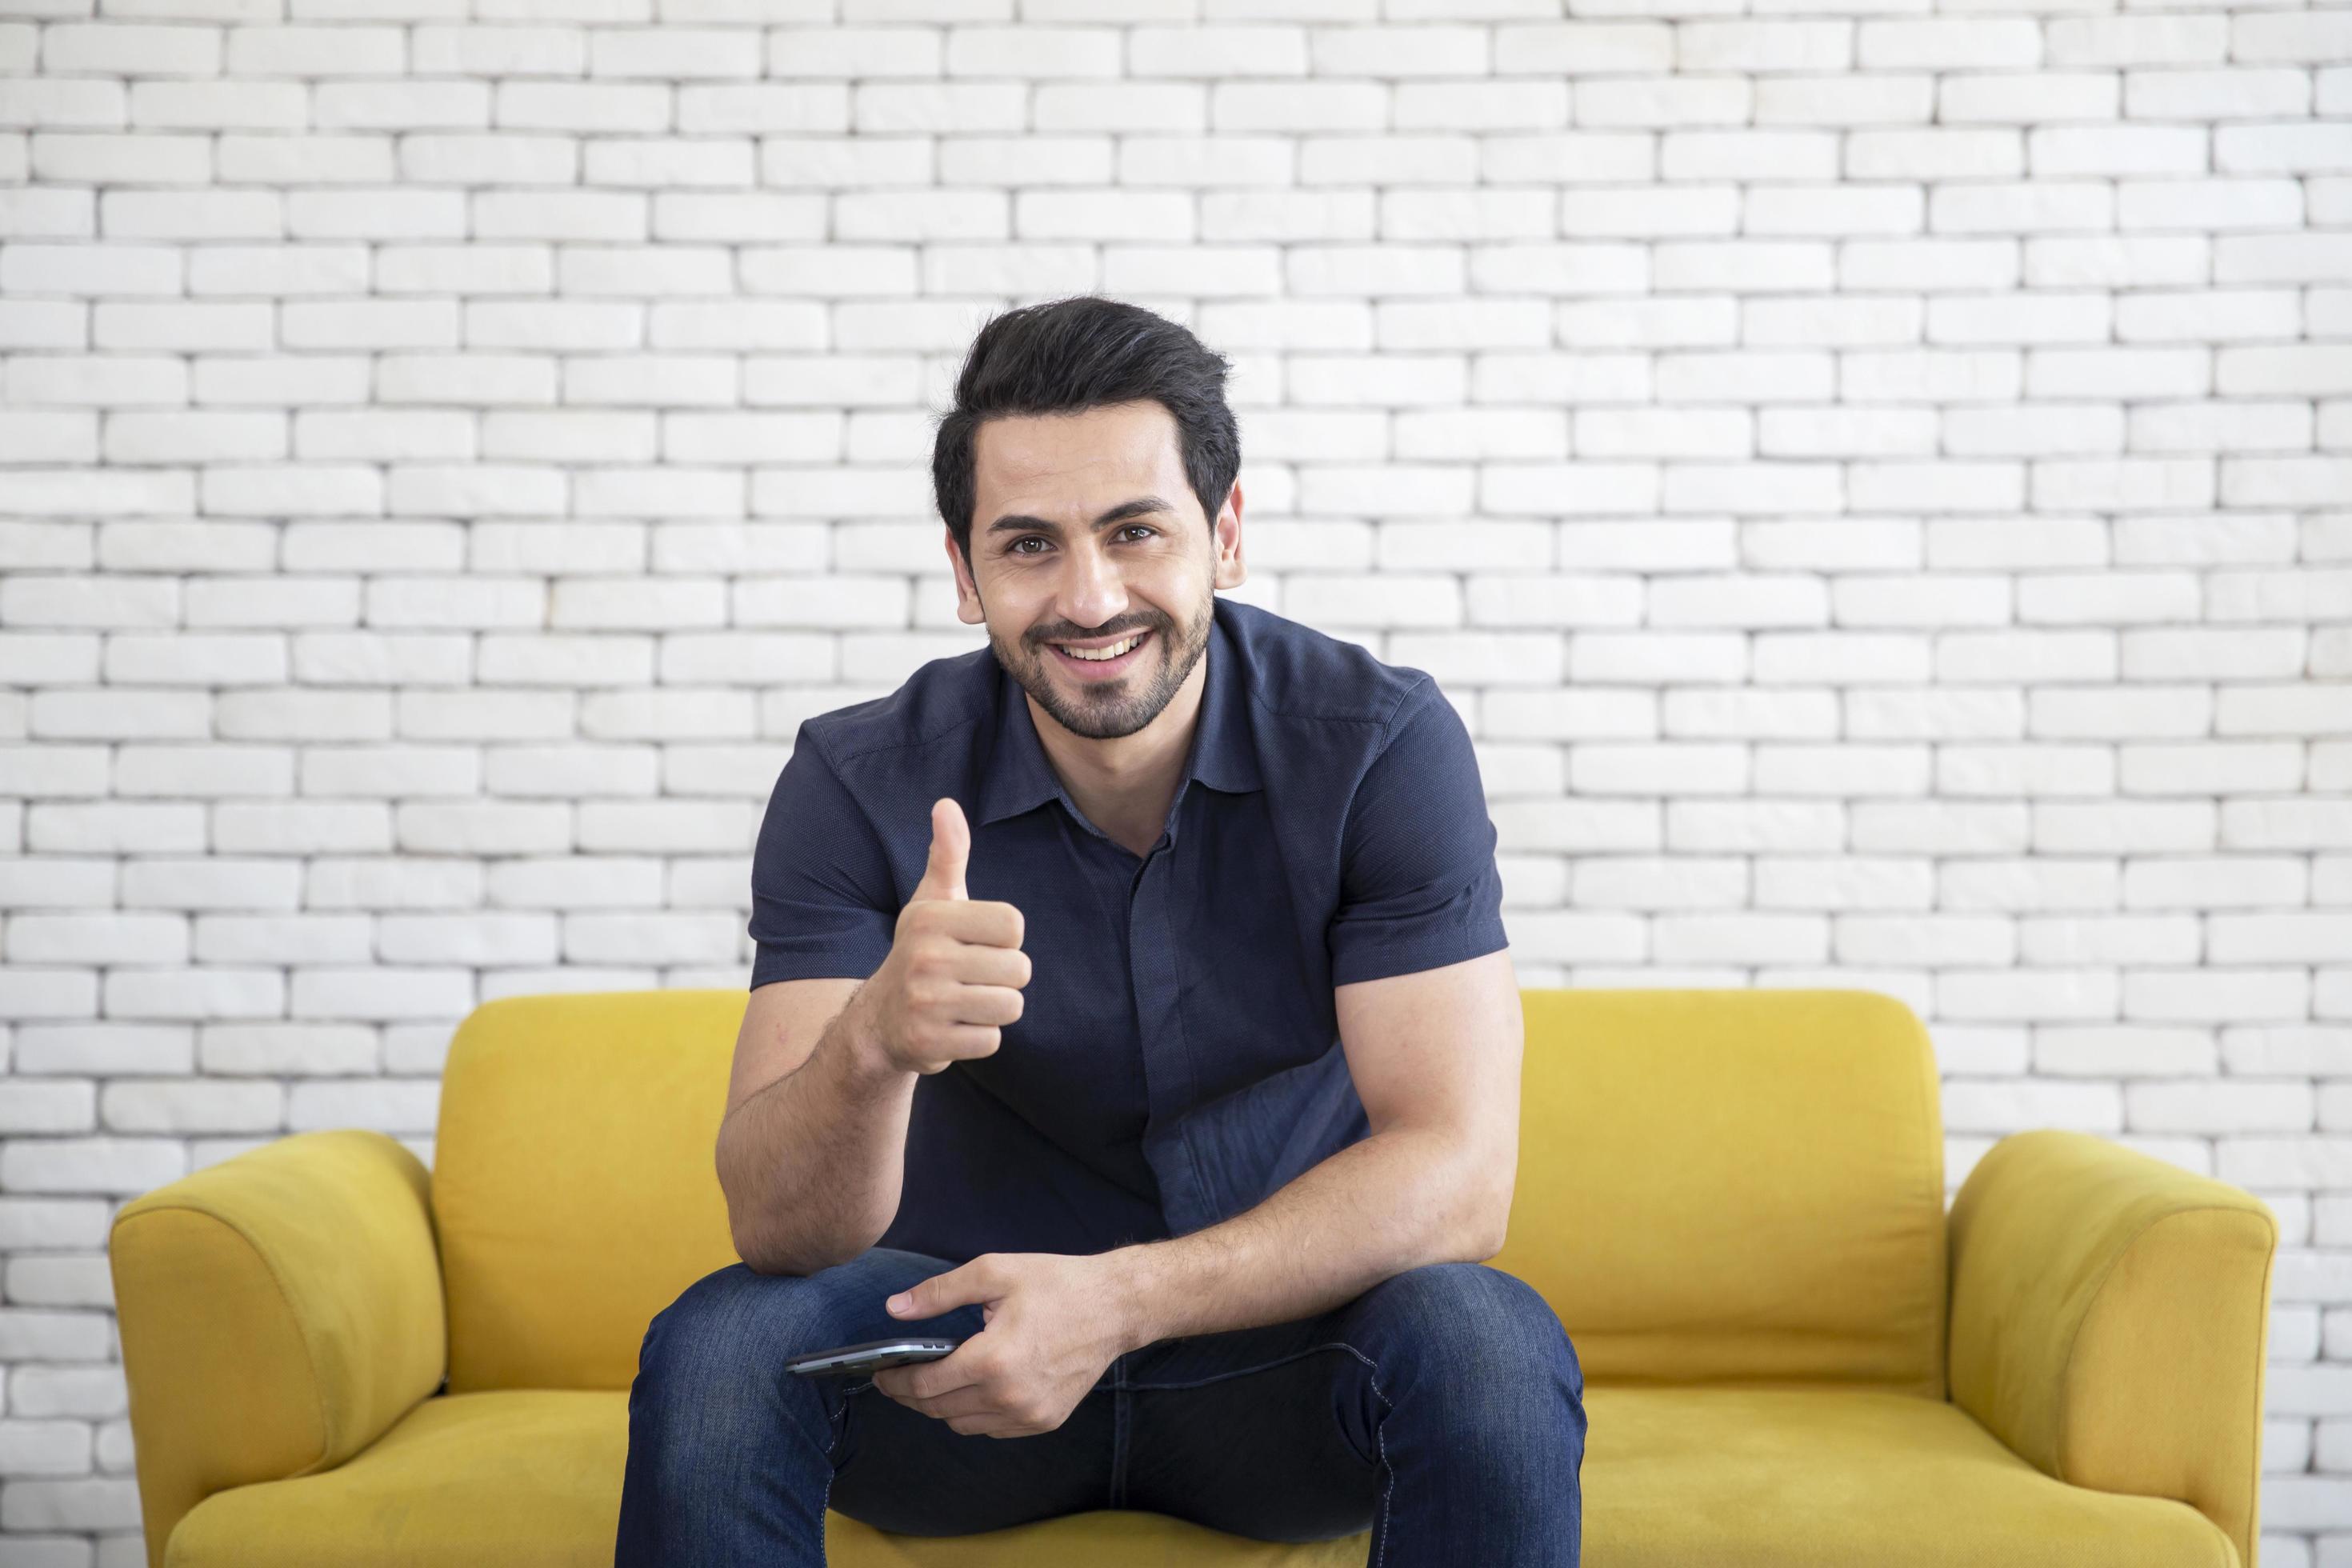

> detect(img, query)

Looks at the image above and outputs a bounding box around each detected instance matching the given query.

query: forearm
[1102,1126,1509,1352]
[718,985,917,1276]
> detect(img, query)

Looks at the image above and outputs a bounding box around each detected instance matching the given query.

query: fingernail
[887,1293,910,1314]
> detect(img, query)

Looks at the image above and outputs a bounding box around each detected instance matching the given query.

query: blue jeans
[613,1247,1585,1566]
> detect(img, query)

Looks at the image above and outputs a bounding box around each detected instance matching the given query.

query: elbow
[1470,1206,1513,1263]
[1443,1161,1516,1265]
[721,1181,887,1278]
[1470,1160,1518,1262]
[737,1241,834,1279]
[730,1218,864,1278]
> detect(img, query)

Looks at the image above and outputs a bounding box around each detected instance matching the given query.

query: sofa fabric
[110,986,2276,1568]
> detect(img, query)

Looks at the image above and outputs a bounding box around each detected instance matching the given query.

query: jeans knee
[1350,1262,1584,1420]
[631,1262,858,1435]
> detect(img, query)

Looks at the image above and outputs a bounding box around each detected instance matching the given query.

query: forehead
[970,401,1186,518]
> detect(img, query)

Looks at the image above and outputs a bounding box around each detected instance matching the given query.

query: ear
[946,528,986,624]
[1212,482,1246,591]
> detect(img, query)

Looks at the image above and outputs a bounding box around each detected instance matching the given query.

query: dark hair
[931,295,1241,566]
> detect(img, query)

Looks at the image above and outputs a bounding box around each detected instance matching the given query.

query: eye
[1115,525,1156,542]
[1008,535,1048,555]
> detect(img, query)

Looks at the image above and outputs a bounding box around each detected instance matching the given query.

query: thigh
[646,1247,1117,1538]
[815,1250,1118,1537]
[1115,1314,1382,1545]
[832,1372,1117,1536]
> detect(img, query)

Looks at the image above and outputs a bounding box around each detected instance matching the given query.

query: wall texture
[2,0,2349,1559]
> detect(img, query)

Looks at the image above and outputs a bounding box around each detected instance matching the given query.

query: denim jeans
[613,1246,1585,1566]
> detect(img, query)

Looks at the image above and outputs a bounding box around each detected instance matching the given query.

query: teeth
[1059,634,1140,662]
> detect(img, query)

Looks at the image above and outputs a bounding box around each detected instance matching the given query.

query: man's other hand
[869,1251,1131,1438]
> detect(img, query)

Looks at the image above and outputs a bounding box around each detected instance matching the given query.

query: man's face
[950,400,1245,742]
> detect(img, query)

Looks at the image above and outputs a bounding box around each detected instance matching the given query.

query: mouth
[1044,627,1154,684]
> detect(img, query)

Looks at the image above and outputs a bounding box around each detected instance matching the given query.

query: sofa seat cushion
[166,1384,2234,1568]
[1588,1385,2236,1568]
[162,1389,1366,1567]
[166,1390,628,1567]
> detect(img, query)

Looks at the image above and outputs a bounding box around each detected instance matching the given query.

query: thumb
[911,796,969,902]
[886,1260,989,1319]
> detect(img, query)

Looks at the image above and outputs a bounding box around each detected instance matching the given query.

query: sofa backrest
[434,988,742,1393]
[1489,987,1946,1397]
[432,986,1946,1397]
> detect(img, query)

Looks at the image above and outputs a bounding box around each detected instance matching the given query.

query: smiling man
[614,295,1586,1566]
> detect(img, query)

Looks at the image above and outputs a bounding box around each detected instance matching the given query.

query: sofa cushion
[162,1385,2232,1567]
[1491,988,1949,1394]
[1586,1384,2235,1567]
[432,989,744,1392]
[430,986,1947,1398]
[428,987,1947,1401]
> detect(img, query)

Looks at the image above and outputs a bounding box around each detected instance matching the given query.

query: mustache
[1028,618,1162,646]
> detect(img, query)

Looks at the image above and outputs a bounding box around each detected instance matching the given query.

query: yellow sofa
[109,986,2278,1568]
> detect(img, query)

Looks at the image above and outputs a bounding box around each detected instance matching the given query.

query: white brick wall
[1,0,2349,1557]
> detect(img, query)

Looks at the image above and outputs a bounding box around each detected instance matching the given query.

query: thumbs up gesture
[911,794,971,903]
[860,798,1030,1078]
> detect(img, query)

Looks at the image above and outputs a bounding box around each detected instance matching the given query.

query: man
[614,295,1585,1566]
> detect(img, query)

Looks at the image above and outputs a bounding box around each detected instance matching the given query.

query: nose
[1054,535,1128,634]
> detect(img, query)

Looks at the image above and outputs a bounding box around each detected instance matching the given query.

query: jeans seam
[1316,1342,1397,1568]
[819,1383,862,1561]
[1110,1352,1130,1510]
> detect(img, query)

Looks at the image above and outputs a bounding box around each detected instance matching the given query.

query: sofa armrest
[107,1129,448,1568]
[1948,1127,2278,1568]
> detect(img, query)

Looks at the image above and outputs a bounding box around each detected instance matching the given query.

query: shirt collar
[976,599,1262,831]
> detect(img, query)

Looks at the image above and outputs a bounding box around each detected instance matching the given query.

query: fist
[862,798,1030,1078]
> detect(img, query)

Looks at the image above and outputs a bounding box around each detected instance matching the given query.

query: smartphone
[784,1336,962,1378]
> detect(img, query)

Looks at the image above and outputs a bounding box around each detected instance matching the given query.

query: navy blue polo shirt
[746,595,1510,1266]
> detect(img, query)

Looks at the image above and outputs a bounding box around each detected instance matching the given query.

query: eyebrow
[985,496,1177,539]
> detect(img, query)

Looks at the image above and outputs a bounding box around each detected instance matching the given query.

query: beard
[992,592,1214,742]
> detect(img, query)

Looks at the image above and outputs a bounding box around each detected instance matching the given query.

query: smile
[1046,629,1153,682]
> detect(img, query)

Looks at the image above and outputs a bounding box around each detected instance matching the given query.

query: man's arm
[723,797,1028,1276]
[718,978,917,1276]
[1098,946,1523,1353]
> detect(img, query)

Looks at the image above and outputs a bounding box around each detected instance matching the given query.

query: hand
[870,1252,1133,1438]
[859,797,1030,1078]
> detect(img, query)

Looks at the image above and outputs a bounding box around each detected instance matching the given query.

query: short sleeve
[746,729,901,990]
[1326,678,1510,988]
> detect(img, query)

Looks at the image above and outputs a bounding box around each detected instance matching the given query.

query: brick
[1858,18,2038,70]
[2231,10,2352,66]
[2047,15,2228,68]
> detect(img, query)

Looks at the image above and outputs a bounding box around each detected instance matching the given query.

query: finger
[885,1382,998,1422]
[911,797,970,903]
[927,898,1023,950]
[911,1025,999,1072]
[886,1340,988,1402]
[886,1261,990,1322]
[942,983,1022,1028]
[942,942,1031,990]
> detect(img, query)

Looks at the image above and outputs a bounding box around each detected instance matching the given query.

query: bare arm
[1096,948,1522,1350]
[721,796,1027,1277]
[718,978,916,1277]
